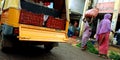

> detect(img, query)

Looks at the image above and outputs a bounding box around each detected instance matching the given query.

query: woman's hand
[111,30,115,34]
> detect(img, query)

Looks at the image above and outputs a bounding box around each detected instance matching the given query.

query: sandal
[97,54,102,57]
[81,48,86,51]
[102,55,109,59]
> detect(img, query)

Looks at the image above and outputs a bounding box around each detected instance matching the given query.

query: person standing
[96,13,113,59]
[81,18,92,50]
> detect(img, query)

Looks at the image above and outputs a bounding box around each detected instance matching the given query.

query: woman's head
[83,17,91,22]
[86,17,91,22]
[104,13,112,19]
[74,21,78,27]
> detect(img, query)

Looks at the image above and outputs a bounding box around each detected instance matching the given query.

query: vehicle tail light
[14,28,19,35]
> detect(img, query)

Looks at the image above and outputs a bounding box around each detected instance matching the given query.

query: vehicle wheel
[1,40,13,52]
[44,42,54,51]
[1,35,13,52]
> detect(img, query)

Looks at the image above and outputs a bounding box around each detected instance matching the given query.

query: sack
[3,0,20,10]
[94,34,96,39]
[113,38,117,45]
[85,8,99,18]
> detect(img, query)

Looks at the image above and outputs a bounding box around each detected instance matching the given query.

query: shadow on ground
[1,46,52,57]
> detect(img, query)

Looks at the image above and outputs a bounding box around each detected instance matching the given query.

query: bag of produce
[85,8,99,18]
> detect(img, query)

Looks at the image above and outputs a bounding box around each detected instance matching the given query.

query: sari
[96,14,112,54]
[81,21,91,48]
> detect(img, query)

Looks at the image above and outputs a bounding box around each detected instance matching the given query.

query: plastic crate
[46,17,66,30]
[19,10,44,26]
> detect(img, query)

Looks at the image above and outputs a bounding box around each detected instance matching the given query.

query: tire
[44,42,54,51]
[1,35,13,52]
[1,40,13,52]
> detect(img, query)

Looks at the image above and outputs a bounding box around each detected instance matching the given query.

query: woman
[96,13,113,59]
[68,21,79,37]
[81,18,92,50]
[73,21,80,36]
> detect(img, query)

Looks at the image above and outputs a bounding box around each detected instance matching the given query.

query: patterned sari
[81,21,91,48]
[96,14,112,54]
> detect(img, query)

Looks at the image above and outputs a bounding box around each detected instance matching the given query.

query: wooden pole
[79,0,90,37]
[110,0,120,43]
[65,0,70,34]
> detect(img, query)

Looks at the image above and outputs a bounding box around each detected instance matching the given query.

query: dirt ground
[67,37,120,55]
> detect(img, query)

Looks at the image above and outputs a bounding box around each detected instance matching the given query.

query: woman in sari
[96,13,113,59]
[81,18,92,50]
